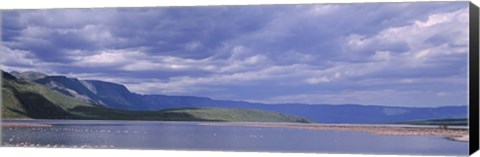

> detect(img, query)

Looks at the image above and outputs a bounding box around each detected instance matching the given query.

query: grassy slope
[69,106,315,123]
[2,75,96,119]
[2,72,314,123]
[167,108,314,123]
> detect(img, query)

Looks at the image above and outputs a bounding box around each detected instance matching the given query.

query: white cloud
[125,64,311,94]
[16,9,117,28]
[0,45,66,73]
[75,25,126,46]
[306,77,331,84]
[122,55,223,72]
[219,54,270,73]
[346,8,468,53]
[414,8,467,28]
[68,44,275,74]
[71,50,138,67]
[302,61,383,85]
[9,23,127,52]
[347,34,367,48]
[21,26,52,38]
[71,50,213,71]
[371,51,392,61]
[309,4,340,16]
[122,60,193,71]
[342,7,468,74]
[414,49,430,60]
[1,46,36,66]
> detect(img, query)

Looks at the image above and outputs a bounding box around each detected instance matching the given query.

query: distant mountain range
[2,71,312,123]
[3,70,468,124]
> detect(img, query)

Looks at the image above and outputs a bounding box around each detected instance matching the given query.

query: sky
[0,2,470,107]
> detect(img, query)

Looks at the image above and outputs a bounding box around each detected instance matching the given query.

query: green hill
[2,71,96,119]
[15,69,467,124]
[69,106,314,123]
[2,71,314,123]
[162,108,314,123]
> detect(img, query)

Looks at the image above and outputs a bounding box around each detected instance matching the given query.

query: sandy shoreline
[200,122,469,142]
[1,123,52,127]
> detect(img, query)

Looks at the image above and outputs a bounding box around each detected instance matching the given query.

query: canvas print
[0,2,472,156]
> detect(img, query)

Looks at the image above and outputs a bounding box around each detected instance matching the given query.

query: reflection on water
[1,120,468,156]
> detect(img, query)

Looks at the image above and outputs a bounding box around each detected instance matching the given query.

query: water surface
[1,120,468,156]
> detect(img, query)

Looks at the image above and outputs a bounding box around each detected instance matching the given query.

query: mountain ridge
[6,70,468,124]
[1,70,315,123]
[11,71,47,80]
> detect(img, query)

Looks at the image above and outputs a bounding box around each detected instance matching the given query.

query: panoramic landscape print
[0,2,471,156]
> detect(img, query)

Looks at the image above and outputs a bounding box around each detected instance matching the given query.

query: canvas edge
[469,1,480,155]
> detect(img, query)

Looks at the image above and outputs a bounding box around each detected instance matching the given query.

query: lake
[1,120,468,156]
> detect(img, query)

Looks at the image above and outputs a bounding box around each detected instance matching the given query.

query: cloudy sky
[1,2,469,107]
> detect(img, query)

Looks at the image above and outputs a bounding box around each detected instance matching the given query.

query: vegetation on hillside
[2,71,314,123]
[2,70,467,124]
[2,71,96,119]
[69,106,315,123]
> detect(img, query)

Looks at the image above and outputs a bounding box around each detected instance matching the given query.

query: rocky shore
[202,122,469,142]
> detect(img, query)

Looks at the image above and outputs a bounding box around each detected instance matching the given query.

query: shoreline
[1,120,469,142]
[447,134,469,142]
[1,123,52,127]
[199,122,469,142]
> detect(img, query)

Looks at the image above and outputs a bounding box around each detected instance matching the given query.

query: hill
[2,71,96,119]
[10,71,47,80]
[34,76,143,109]
[69,106,314,123]
[7,70,469,124]
[2,71,314,123]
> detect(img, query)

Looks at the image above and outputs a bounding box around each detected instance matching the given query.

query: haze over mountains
[4,70,467,124]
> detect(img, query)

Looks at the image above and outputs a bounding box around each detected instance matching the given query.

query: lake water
[1,120,468,156]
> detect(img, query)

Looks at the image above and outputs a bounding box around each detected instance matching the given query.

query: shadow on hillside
[15,92,73,119]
